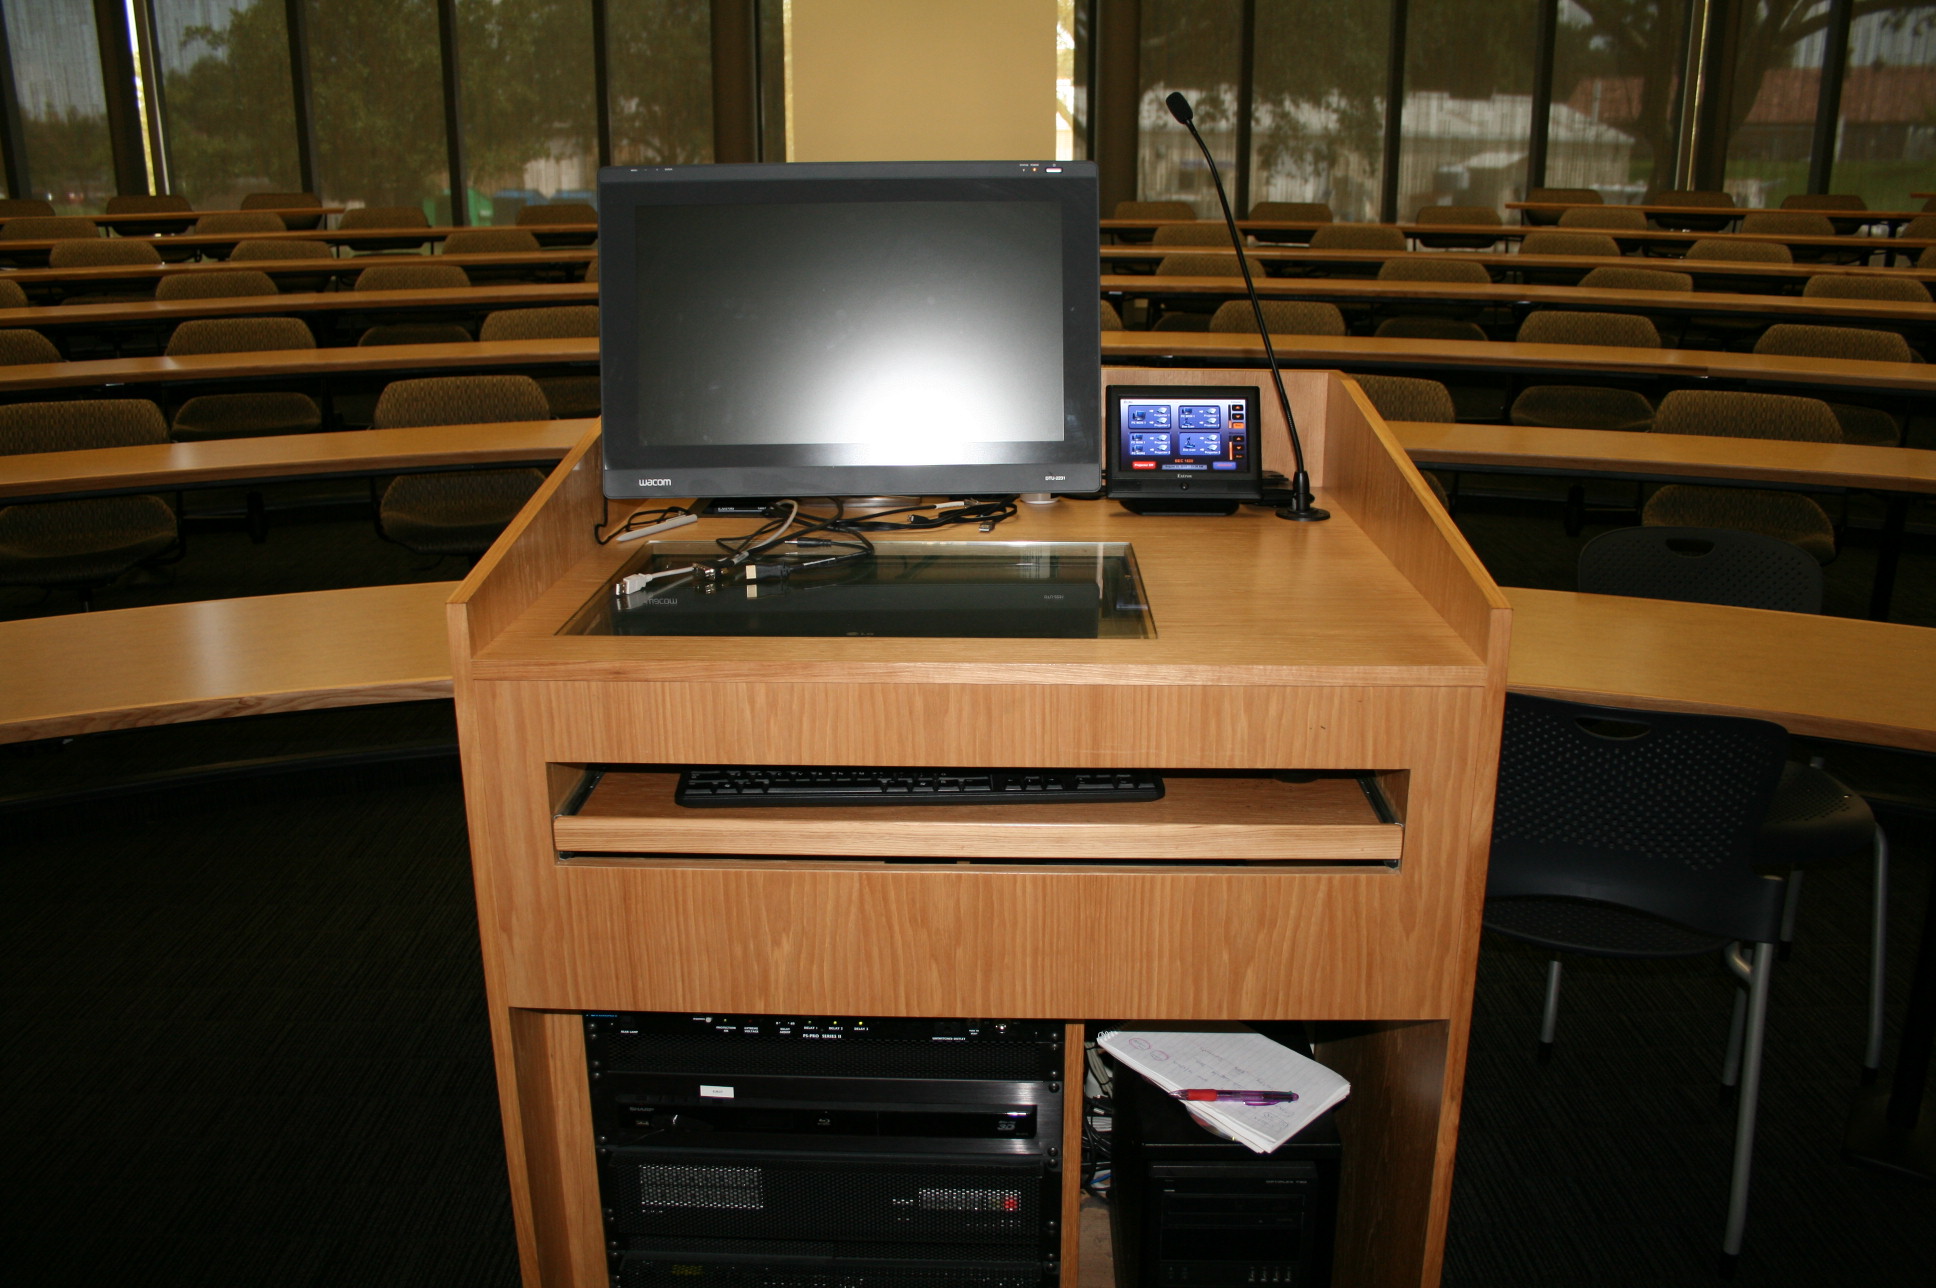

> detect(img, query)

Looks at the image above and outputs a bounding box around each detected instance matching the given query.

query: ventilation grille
[603,1157,1049,1244]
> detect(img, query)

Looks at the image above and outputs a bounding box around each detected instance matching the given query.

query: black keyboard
[675,767,1165,808]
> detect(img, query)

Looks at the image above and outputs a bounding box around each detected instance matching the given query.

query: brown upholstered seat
[1517,231,1621,257]
[0,399,178,604]
[0,216,101,267]
[1377,255,1491,283]
[1151,223,1236,247]
[441,227,542,255]
[1557,206,1646,230]
[1753,323,1916,364]
[1685,238,1792,263]
[1414,205,1504,249]
[1642,391,1842,560]
[227,238,336,292]
[514,202,598,247]
[1578,266,1693,292]
[49,239,162,267]
[241,191,324,230]
[371,376,554,556]
[0,279,26,309]
[1752,325,1918,445]
[0,329,63,365]
[194,211,286,235]
[1208,300,1346,336]
[1351,374,1456,423]
[1517,310,1660,348]
[516,202,597,225]
[164,317,323,441]
[358,323,474,346]
[0,216,101,241]
[1373,316,1488,341]
[0,198,55,219]
[1510,385,1654,432]
[479,307,601,417]
[1155,252,1265,277]
[1801,273,1930,302]
[1646,189,1735,232]
[103,194,196,237]
[1308,223,1407,252]
[154,270,279,301]
[353,262,471,291]
[1246,201,1332,244]
[1100,300,1124,330]
[1512,312,1661,432]
[1521,188,1602,224]
[337,205,433,252]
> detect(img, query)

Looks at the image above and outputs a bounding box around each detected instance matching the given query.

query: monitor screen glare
[598,161,1102,500]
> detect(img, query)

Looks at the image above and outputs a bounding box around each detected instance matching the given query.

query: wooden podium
[448,369,1510,1288]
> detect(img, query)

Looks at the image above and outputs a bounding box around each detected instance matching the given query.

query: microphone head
[1164,92,1194,125]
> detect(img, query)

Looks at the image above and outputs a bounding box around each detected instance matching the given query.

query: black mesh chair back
[1488,693,1790,948]
[1577,526,1824,613]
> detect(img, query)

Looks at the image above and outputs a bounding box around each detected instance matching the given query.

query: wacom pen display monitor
[598,160,1103,500]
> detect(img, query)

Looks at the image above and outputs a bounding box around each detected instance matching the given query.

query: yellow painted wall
[788,0,1057,162]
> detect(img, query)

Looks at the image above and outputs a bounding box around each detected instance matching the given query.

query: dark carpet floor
[2,490,1932,1285]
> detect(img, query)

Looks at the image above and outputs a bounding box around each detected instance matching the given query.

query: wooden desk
[0,223,596,257]
[1105,274,1936,330]
[1505,587,1936,753]
[1399,222,1929,258]
[5,206,345,230]
[1099,244,1936,286]
[0,335,598,394]
[0,580,456,745]
[0,280,598,335]
[1505,201,1928,232]
[1100,218,1932,260]
[0,419,588,503]
[1387,420,1936,495]
[1386,419,1934,620]
[1,249,595,299]
[1100,330,1936,396]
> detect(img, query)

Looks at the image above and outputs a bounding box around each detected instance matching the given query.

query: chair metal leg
[1723,943,1752,1091]
[1778,868,1804,955]
[1722,942,1776,1268]
[1539,959,1562,1061]
[1865,828,1891,1080]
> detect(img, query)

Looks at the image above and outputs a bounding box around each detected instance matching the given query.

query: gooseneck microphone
[1164,91,1328,521]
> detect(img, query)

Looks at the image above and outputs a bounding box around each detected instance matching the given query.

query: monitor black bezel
[597,160,1102,500]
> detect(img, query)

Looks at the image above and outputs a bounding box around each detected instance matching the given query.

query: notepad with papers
[1098,1023,1351,1154]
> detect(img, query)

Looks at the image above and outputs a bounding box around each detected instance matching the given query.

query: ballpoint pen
[1170,1088,1299,1105]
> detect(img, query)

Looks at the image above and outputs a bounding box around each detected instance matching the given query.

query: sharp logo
[637,478,673,487]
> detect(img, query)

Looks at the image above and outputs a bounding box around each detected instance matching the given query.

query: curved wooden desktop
[449,373,1510,1288]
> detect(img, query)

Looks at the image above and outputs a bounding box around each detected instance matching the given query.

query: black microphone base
[1275,504,1331,522]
